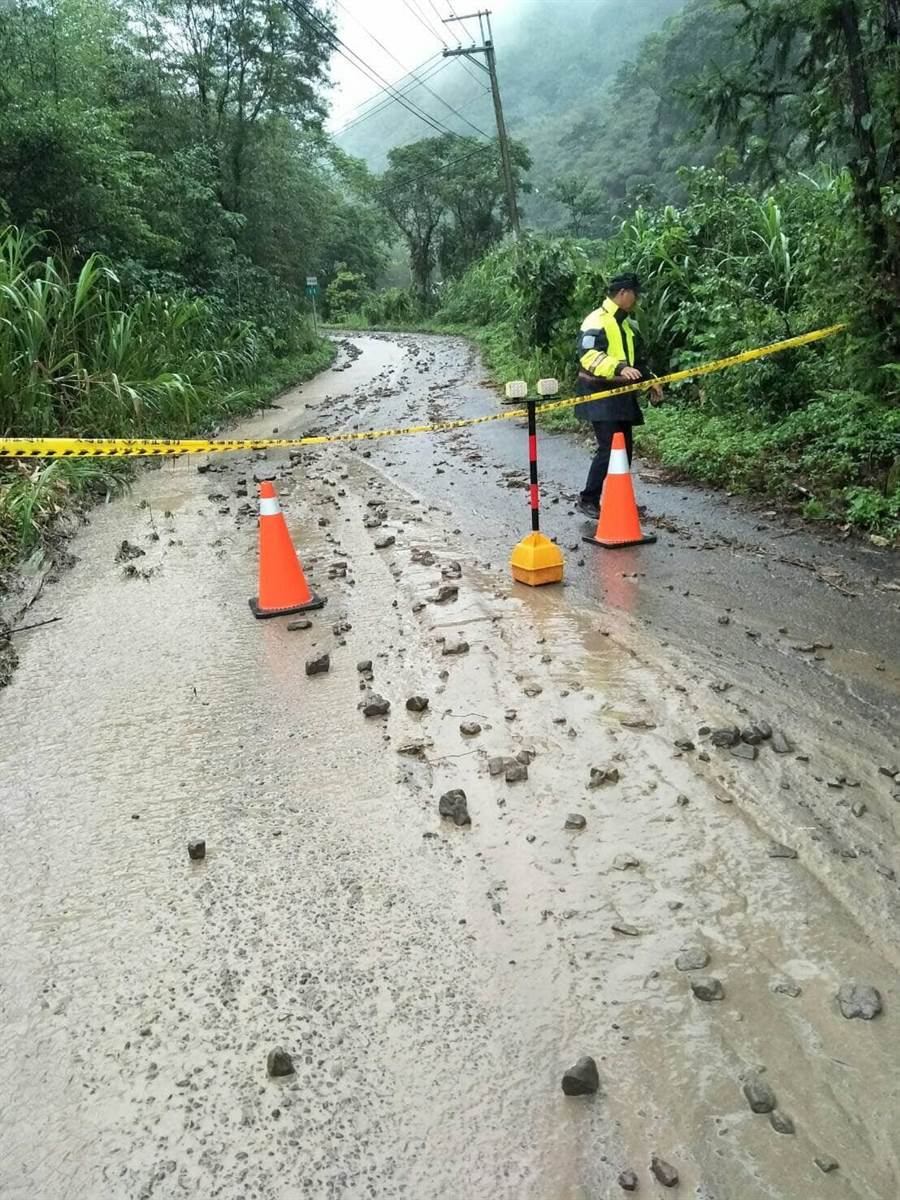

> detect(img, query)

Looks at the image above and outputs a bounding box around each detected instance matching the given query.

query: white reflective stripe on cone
[607,448,630,475]
[259,497,280,516]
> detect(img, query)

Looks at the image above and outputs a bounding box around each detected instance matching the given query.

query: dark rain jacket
[573,297,649,424]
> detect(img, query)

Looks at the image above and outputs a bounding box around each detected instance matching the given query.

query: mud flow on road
[1,333,898,1199]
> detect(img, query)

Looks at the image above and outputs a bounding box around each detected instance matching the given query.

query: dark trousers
[581,421,633,505]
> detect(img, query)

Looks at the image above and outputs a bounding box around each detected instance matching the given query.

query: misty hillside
[335,0,688,225]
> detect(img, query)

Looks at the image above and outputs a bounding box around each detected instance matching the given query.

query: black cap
[607,272,641,296]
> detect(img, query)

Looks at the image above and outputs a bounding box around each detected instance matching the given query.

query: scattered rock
[561,1055,599,1096]
[356,659,373,673]
[287,618,312,631]
[851,800,867,818]
[674,738,695,751]
[266,1048,294,1077]
[743,1072,777,1113]
[589,766,620,787]
[442,638,469,656]
[650,1156,679,1188]
[770,1110,795,1135]
[691,976,725,1001]
[187,838,206,861]
[771,979,802,997]
[305,653,330,676]
[360,692,390,717]
[612,853,640,870]
[397,739,430,758]
[620,717,656,730]
[459,720,481,736]
[618,1170,638,1192]
[489,756,516,777]
[516,748,537,765]
[114,540,145,563]
[523,682,543,697]
[374,534,395,549]
[815,1156,839,1174]
[611,921,640,937]
[768,842,797,859]
[438,789,470,827]
[837,983,882,1020]
[730,741,758,761]
[405,695,429,712]
[741,725,766,745]
[565,813,586,831]
[430,583,458,603]
[675,947,709,972]
[771,729,793,752]
[710,726,740,747]
[676,793,690,807]
[505,762,528,783]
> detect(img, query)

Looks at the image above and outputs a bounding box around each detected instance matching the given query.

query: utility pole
[442,9,520,239]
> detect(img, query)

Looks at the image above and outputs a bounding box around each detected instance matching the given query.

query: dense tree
[378,134,530,303]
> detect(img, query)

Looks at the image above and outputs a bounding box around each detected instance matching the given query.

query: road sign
[305,275,318,297]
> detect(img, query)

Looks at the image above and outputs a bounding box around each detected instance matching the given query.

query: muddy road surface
[1,333,898,1200]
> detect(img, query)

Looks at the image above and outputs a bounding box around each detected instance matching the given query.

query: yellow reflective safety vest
[574,297,645,424]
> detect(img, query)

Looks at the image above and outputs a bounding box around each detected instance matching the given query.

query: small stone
[565,813,586,830]
[650,1156,679,1188]
[691,976,725,1001]
[717,614,730,625]
[710,726,740,747]
[523,682,543,697]
[743,1072,777,1113]
[305,653,330,676]
[815,1156,839,1174]
[674,738,695,751]
[589,766,620,787]
[611,921,640,937]
[618,1170,638,1192]
[442,638,469,656]
[741,725,765,745]
[675,947,709,971]
[374,534,395,549]
[613,853,640,870]
[676,794,690,807]
[287,618,312,631]
[115,539,146,563]
[837,983,882,1019]
[405,695,429,712]
[505,762,528,783]
[360,692,390,717]
[356,659,373,673]
[851,800,867,817]
[771,979,802,997]
[266,1048,294,1077]
[459,720,481,736]
[438,789,470,826]
[757,720,773,738]
[561,1055,599,1096]
[187,838,206,861]
[771,729,793,753]
[730,741,758,761]
[768,843,797,859]
[877,764,898,778]
[430,583,458,603]
[770,1110,795,1135]
[489,756,515,776]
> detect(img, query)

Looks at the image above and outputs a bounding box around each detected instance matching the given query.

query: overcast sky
[325,0,518,131]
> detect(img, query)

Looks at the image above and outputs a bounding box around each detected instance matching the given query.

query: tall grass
[0,225,268,439]
[0,225,331,573]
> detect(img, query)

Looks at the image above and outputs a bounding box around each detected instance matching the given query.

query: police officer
[574,272,662,518]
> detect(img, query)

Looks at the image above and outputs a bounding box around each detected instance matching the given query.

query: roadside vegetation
[0,0,385,576]
[334,0,899,540]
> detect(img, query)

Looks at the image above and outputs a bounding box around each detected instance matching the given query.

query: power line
[333,0,492,139]
[334,59,453,137]
[426,0,486,83]
[289,0,458,139]
[372,142,498,199]
[332,52,443,128]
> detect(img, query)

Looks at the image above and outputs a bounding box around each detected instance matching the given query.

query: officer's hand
[621,366,642,382]
[650,383,663,405]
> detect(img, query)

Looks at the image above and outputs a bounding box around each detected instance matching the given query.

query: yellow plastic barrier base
[510,532,564,586]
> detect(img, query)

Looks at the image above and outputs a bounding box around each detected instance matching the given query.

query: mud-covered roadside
[1,335,898,1199]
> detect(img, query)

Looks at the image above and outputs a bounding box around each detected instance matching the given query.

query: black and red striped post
[527,397,541,532]
[508,379,564,586]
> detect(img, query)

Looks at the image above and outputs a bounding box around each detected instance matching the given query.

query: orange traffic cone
[249,482,326,618]
[583,432,657,549]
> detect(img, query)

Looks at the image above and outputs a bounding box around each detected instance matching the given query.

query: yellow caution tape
[0,322,847,459]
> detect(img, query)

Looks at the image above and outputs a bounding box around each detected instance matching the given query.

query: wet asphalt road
[1,331,898,1200]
